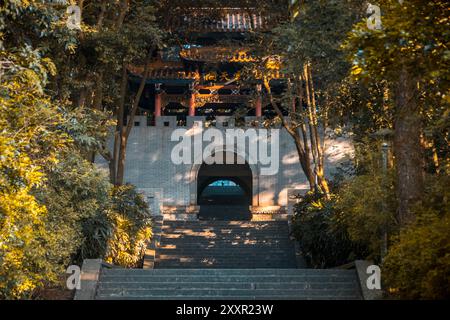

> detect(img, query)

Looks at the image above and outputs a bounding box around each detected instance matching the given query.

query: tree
[252,0,364,196]
[0,1,154,298]
[343,0,450,225]
[0,1,73,297]
[49,1,163,185]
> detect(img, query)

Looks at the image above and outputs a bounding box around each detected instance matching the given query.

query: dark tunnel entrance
[197,161,252,220]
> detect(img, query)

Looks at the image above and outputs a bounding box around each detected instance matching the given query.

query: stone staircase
[199,205,252,220]
[76,219,365,300]
[153,220,298,269]
[95,268,362,300]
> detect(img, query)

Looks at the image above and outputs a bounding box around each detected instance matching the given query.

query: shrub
[291,192,368,268]
[383,213,450,299]
[0,137,49,298]
[41,154,113,264]
[1,151,153,298]
[42,156,153,268]
[382,175,450,299]
[105,185,153,268]
[335,170,397,262]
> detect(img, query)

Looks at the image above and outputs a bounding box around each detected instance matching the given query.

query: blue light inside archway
[209,180,237,187]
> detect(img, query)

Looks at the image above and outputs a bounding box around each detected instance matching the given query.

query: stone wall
[96,116,354,218]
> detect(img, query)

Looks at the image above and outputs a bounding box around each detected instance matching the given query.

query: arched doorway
[197,161,252,220]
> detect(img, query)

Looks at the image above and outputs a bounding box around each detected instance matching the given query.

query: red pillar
[154,92,162,117]
[189,92,196,116]
[255,84,262,117]
[154,83,162,118]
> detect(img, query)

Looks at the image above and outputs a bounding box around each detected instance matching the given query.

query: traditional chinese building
[128,6,288,126]
[97,4,352,221]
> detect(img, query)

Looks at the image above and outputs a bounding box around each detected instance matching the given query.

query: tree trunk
[115,58,150,185]
[294,133,316,190]
[116,134,127,185]
[92,72,104,111]
[263,77,316,191]
[307,65,330,197]
[115,0,129,30]
[394,67,424,225]
[295,76,316,191]
[97,0,107,30]
[110,65,128,183]
[304,64,330,197]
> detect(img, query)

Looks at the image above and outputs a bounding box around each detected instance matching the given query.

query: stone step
[159,233,290,237]
[156,253,296,258]
[160,231,291,236]
[102,268,356,276]
[163,231,291,234]
[160,231,291,235]
[162,223,290,227]
[153,265,299,269]
[163,221,288,224]
[95,268,362,300]
[96,295,360,300]
[96,277,359,287]
[159,239,292,243]
[158,242,291,250]
[153,220,297,269]
[158,242,293,246]
[154,262,298,266]
[156,253,294,257]
[157,248,293,252]
[160,235,291,239]
[97,281,359,290]
[161,226,289,230]
[156,241,295,245]
[155,255,295,260]
[154,256,298,261]
[99,276,358,283]
[158,245,293,249]
[162,230,290,232]
[100,274,358,281]
[96,288,361,298]
[155,256,296,261]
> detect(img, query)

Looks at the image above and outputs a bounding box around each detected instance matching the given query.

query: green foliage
[383,175,450,299]
[0,14,73,296]
[38,152,112,265]
[76,184,153,268]
[344,0,449,85]
[64,107,115,154]
[263,0,366,125]
[53,0,164,111]
[336,168,397,261]
[105,185,153,268]
[342,0,449,171]
[291,192,368,268]
[0,2,154,299]
[328,79,394,138]
[291,146,398,268]
[339,2,449,299]
[272,0,364,89]
[0,135,50,299]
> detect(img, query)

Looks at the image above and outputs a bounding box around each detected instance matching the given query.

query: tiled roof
[128,63,199,80]
[180,47,256,62]
[170,8,279,32]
